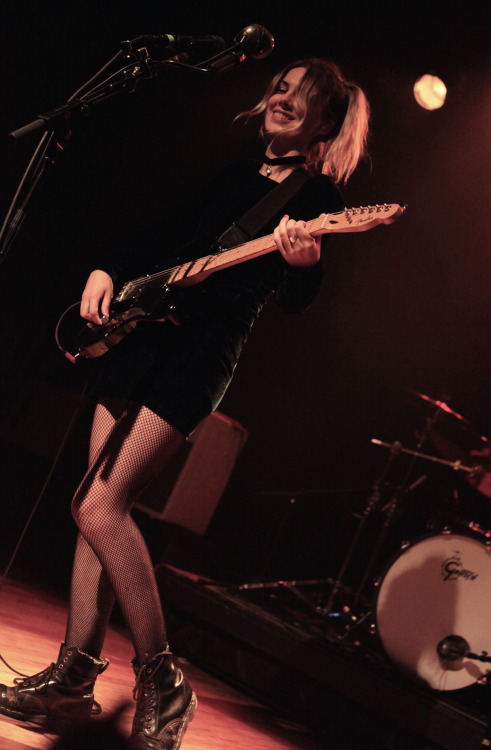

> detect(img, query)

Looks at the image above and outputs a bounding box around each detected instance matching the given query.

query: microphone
[158,34,226,54]
[124,33,226,56]
[200,24,274,75]
[234,24,275,59]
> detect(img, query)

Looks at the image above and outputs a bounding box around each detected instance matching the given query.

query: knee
[71,492,84,529]
[71,488,98,533]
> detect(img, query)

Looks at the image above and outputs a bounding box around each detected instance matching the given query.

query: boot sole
[136,692,198,750]
[174,692,198,750]
[0,704,49,728]
[0,704,91,734]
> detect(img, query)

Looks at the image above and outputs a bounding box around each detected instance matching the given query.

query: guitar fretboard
[116,205,401,302]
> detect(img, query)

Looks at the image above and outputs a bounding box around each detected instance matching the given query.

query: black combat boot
[0,642,109,732]
[130,649,197,749]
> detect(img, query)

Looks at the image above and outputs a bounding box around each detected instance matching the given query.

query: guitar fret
[76,203,405,359]
[115,204,404,299]
[168,255,215,283]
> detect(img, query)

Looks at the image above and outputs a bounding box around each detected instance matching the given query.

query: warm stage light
[413,74,447,110]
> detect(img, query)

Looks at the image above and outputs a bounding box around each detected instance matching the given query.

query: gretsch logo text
[442,552,478,582]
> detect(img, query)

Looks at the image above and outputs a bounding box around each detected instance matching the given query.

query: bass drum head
[375,532,491,690]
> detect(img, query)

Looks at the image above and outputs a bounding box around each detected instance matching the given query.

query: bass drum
[375,530,491,690]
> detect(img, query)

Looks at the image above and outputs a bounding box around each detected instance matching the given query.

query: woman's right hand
[80,269,114,325]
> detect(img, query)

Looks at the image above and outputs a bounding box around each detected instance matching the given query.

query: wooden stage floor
[0,578,326,750]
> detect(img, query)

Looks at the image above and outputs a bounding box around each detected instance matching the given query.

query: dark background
[0,0,490,592]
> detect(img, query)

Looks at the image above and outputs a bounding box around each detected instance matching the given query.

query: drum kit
[325,389,491,692]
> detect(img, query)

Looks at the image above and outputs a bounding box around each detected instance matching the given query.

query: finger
[282,219,301,250]
[290,221,314,247]
[274,215,291,253]
[81,294,103,325]
[100,289,112,319]
[284,220,306,251]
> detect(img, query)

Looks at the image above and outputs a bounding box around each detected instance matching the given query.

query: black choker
[263,154,306,176]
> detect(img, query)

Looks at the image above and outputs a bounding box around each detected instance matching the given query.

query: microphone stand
[0,26,274,587]
[1,26,273,266]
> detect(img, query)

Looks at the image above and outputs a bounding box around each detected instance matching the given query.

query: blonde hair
[239,58,370,184]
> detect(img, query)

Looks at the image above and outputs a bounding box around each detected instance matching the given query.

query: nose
[278,91,293,110]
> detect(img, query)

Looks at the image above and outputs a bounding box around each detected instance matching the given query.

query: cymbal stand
[351,400,476,609]
[321,399,458,622]
[350,417,437,612]
[352,473,426,607]
[321,440,402,618]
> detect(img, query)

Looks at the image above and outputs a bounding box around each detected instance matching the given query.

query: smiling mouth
[271,109,295,122]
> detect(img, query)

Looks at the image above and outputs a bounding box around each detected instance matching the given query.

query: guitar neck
[165,209,353,286]
[117,223,304,301]
[167,225,312,285]
[116,204,403,301]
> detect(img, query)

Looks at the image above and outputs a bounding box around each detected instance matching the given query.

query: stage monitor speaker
[134,411,248,535]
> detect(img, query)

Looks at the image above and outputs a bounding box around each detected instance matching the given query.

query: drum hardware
[235,577,331,612]
[321,439,411,625]
[321,426,448,618]
[354,473,430,605]
[406,390,486,448]
[371,439,477,476]
[375,531,491,690]
[437,635,491,665]
[353,400,464,611]
[319,478,383,622]
[320,423,477,634]
[220,487,375,640]
[229,577,365,640]
[321,392,491,645]
[407,390,491,499]
[367,436,480,600]
[455,519,491,543]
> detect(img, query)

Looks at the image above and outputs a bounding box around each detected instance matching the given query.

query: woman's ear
[314,118,335,143]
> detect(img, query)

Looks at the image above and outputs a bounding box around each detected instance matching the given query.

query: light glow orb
[414,74,447,110]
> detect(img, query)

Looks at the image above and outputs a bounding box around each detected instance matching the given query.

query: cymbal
[404,388,490,453]
[399,389,491,498]
[407,389,477,430]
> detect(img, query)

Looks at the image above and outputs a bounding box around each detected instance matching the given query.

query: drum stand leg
[353,474,426,606]
[352,489,400,607]
[321,440,404,623]
[353,420,437,608]
[321,480,383,617]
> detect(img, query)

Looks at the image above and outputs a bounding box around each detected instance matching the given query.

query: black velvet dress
[90,159,344,435]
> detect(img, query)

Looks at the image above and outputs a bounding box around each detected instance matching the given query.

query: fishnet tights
[65,397,184,663]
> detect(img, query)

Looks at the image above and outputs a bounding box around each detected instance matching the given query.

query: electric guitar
[64,203,405,361]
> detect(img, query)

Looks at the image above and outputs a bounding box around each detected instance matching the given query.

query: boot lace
[13,664,55,692]
[132,649,172,733]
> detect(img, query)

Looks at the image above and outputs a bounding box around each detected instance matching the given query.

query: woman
[0,58,369,749]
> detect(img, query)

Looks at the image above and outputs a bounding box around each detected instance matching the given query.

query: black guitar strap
[216,168,311,249]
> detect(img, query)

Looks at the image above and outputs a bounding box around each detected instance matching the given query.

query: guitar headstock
[319,203,406,233]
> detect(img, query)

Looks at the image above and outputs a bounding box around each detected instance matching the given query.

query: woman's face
[264,66,327,152]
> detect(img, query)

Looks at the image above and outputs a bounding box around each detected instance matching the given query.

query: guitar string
[118,207,385,299]
[122,218,320,296]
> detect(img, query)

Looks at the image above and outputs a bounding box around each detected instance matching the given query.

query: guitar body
[77,304,149,359]
[67,203,405,361]
[74,284,188,359]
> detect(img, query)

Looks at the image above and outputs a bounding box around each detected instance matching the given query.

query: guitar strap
[216,168,311,249]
